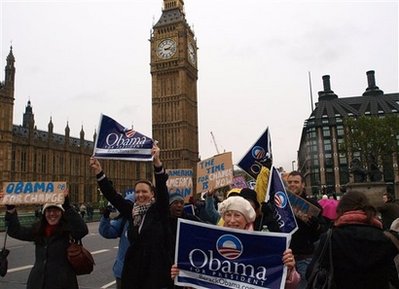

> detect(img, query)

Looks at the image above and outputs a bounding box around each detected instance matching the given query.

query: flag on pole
[266,166,298,234]
[93,114,154,161]
[238,127,272,178]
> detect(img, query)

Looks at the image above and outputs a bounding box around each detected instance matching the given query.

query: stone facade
[0,47,151,206]
[150,0,200,173]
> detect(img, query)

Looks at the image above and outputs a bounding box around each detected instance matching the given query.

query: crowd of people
[1,143,399,289]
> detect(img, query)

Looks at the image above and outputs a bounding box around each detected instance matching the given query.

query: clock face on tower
[157,39,177,59]
[188,42,196,65]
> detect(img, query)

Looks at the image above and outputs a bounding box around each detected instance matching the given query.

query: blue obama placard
[93,114,154,161]
[175,219,290,289]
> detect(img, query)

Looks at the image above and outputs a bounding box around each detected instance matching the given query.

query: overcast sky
[1,0,398,172]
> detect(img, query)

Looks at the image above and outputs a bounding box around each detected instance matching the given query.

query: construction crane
[210,131,220,154]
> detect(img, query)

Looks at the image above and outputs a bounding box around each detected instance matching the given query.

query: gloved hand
[100,206,112,219]
[62,196,71,210]
[5,205,15,211]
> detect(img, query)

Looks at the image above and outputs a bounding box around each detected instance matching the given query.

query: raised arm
[89,157,132,216]
[152,143,169,217]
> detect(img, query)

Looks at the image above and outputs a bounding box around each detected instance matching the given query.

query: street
[0,221,119,289]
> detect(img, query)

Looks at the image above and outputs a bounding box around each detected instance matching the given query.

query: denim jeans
[296,257,312,289]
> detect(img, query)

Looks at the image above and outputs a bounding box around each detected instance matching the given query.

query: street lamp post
[292,160,296,171]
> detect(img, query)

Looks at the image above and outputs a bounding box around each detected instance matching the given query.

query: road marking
[101,280,116,288]
[8,265,33,273]
[91,249,110,255]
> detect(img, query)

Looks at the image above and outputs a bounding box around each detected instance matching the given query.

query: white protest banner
[1,181,66,205]
[166,169,193,202]
[196,152,233,193]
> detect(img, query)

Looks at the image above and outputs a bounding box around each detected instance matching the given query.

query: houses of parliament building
[0,0,199,205]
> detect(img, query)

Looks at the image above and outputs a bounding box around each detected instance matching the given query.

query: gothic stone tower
[0,47,15,182]
[150,0,199,170]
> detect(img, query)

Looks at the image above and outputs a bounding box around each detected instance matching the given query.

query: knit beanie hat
[169,193,184,205]
[218,196,256,223]
[42,203,65,213]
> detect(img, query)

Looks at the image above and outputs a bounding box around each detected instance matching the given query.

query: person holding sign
[287,171,326,289]
[90,143,173,289]
[172,196,300,288]
[0,189,88,289]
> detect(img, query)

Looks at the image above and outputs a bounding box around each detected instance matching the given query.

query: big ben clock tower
[151,0,199,170]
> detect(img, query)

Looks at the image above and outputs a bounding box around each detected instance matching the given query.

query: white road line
[91,249,110,255]
[101,280,116,288]
[7,265,33,273]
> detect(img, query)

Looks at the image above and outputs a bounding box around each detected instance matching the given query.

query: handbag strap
[328,228,334,279]
[317,228,333,264]
[69,235,83,245]
[2,227,8,251]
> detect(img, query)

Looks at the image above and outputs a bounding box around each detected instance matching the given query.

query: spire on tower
[5,46,15,85]
[6,46,15,64]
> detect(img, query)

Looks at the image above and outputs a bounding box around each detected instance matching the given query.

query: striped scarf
[132,200,154,227]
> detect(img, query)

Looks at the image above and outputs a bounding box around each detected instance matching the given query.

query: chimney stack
[318,75,337,101]
[363,70,383,96]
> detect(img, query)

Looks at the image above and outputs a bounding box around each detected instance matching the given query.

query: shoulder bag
[67,238,95,275]
[306,228,335,289]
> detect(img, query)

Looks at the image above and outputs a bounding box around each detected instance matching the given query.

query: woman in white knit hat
[217,196,257,230]
[171,196,300,289]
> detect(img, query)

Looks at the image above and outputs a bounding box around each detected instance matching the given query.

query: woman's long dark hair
[31,211,69,244]
[336,190,377,223]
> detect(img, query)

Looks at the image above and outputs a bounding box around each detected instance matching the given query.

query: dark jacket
[290,194,326,256]
[307,224,398,289]
[5,202,88,289]
[378,201,399,230]
[97,167,173,289]
[169,212,203,255]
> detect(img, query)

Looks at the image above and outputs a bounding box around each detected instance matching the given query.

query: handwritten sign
[166,169,193,202]
[1,181,66,205]
[196,152,233,193]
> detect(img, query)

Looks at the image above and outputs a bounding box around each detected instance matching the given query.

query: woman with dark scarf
[2,192,88,289]
[306,190,399,289]
[90,144,173,289]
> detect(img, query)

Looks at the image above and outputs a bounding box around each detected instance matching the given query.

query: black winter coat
[307,224,398,289]
[290,194,326,256]
[97,168,173,289]
[5,206,88,289]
